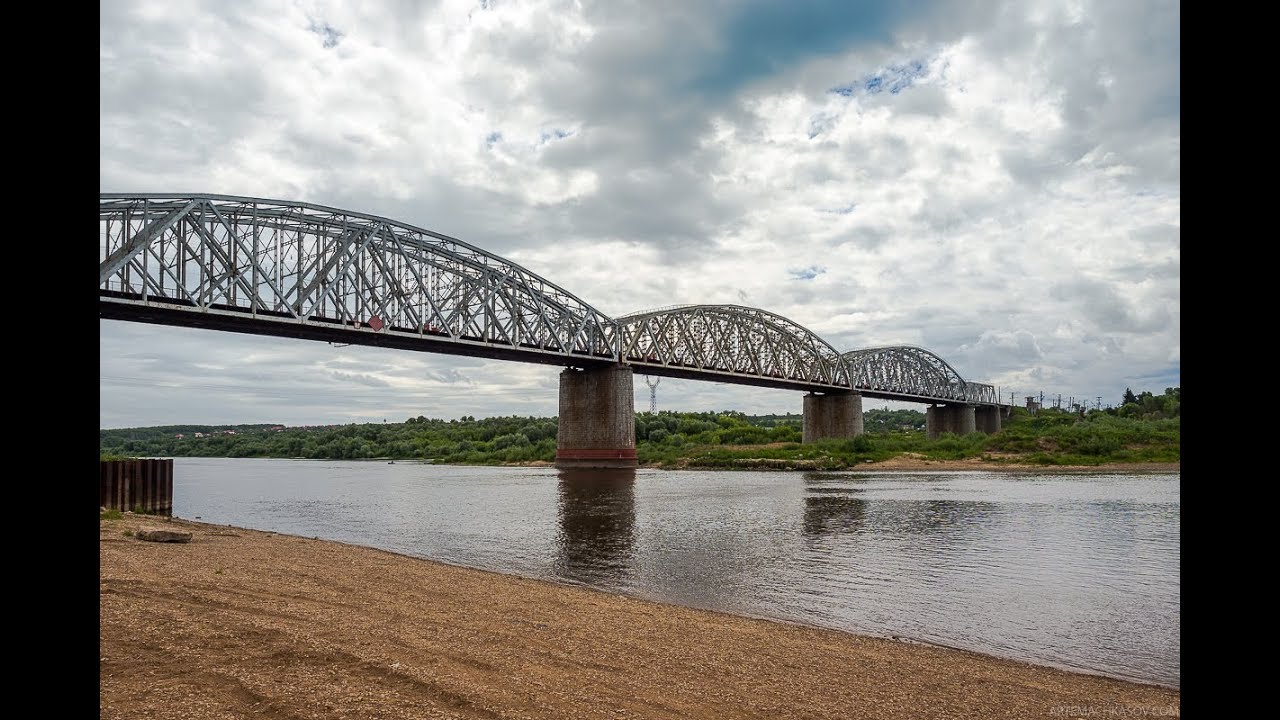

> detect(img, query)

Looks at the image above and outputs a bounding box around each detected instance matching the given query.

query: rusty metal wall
[100,459,173,516]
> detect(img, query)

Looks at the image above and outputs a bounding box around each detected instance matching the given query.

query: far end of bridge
[552,364,1010,469]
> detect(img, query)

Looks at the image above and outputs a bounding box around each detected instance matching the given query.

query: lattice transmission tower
[644,375,661,414]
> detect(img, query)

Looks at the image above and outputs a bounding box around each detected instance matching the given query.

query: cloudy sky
[100,0,1179,428]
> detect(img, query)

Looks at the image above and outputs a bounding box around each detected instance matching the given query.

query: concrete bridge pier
[802,391,864,443]
[555,365,637,469]
[926,404,977,439]
[975,405,1003,434]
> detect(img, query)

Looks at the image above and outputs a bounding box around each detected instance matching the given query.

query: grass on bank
[99,407,1178,468]
[638,411,1178,469]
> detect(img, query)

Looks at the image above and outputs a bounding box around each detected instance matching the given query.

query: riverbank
[101,514,1180,719]
[806,456,1181,473]
[511,456,1182,472]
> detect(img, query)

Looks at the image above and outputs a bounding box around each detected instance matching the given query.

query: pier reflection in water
[803,492,867,537]
[554,469,636,585]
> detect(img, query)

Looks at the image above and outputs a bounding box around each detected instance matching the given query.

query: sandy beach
[100,511,1179,719]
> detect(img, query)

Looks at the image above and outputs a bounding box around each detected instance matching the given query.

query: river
[169,458,1179,688]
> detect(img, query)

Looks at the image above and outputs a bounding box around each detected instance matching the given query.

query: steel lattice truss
[616,305,851,389]
[99,194,615,363]
[100,194,1003,404]
[842,346,998,404]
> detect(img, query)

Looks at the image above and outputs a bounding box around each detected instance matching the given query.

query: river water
[169,458,1179,688]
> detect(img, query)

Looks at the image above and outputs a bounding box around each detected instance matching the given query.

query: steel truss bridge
[99,194,1003,407]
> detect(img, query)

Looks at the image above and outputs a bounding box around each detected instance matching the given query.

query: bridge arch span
[615,304,851,390]
[99,194,616,363]
[841,345,995,403]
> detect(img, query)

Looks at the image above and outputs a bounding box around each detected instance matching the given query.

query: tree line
[100,388,1178,468]
[1115,387,1180,420]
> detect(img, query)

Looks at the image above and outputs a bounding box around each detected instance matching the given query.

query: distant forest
[100,388,1179,469]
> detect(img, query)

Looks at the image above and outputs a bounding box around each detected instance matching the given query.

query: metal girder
[963,381,999,405]
[100,194,615,360]
[100,194,1006,405]
[841,346,996,403]
[616,304,851,390]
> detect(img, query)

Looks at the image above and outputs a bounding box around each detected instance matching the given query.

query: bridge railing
[612,304,697,321]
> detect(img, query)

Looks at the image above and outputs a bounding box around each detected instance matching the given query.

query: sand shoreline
[809,458,1180,473]
[101,513,1179,719]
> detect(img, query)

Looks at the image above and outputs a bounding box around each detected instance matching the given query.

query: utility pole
[1096,396,1102,411]
[644,375,661,415]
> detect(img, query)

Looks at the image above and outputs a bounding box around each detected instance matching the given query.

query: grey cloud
[885,83,952,117]
[788,266,827,280]
[424,368,474,385]
[834,226,892,252]
[1002,2,1179,189]
[956,330,1045,364]
[1049,279,1171,334]
[331,371,392,388]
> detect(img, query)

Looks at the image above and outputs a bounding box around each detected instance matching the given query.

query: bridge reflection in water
[553,469,636,585]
